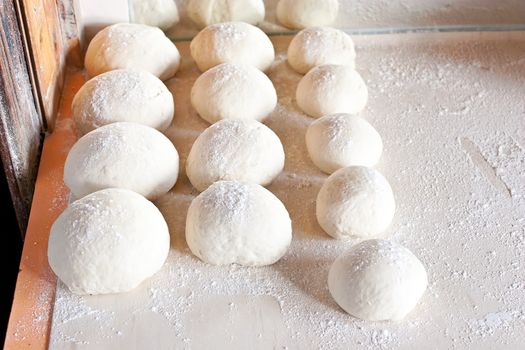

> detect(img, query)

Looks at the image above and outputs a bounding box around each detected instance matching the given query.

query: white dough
[328,239,428,321]
[190,22,275,72]
[64,122,179,200]
[277,0,339,29]
[186,119,285,191]
[288,27,356,74]
[187,0,265,29]
[186,181,292,266]
[316,166,395,239]
[72,69,174,136]
[132,0,179,31]
[296,64,368,118]
[48,188,170,295]
[191,63,277,124]
[85,23,181,80]
[306,114,383,174]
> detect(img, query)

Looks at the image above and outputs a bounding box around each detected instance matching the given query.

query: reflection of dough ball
[277,0,339,29]
[186,181,292,266]
[85,23,180,80]
[48,188,170,295]
[316,166,395,239]
[132,0,179,31]
[186,119,284,191]
[187,0,265,28]
[306,114,382,174]
[64,122,179,200]
[72,69,174,136]
[288,27,355,74]
[191,63,277,124]
[190,22,275,72]
[296,65,368,118]
[328,239,428,321]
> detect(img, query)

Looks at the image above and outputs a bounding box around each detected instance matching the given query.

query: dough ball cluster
[187,0,265,28]
[72,69,174,136]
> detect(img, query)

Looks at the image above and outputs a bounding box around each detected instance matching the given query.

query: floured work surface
[49,32,525,349]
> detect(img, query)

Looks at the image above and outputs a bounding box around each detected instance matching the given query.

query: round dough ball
[191,63,277,124]
[296,64,368,118]
[64,122,179,200]
[306,114,383,174]
[187,0,265,29]
[132,0,179,31]
[288,27,356,74]
[72,69,174,136]
[85,23,181,80]
[186,119,284,191]
[328,239,428,321]
[316,166,395,239]
[190,22,275,72]
[186,181,292,266]
[48,188,170,295]
[277,0,339,29]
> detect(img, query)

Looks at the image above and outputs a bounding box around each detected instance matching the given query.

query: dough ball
[191,63,277,124]
[296,64,368,118]
[187,0,265,29]
[186,181,292,266]
[64,122,179,200]
[132,0,179,31]
[72,69,174,136]
[328,239,428,321]
[306,114,383,174]
[48,188,170,295]
[85,23,181,80]
[277,0,339,29]
[288,27,356,74]
[316,166,395,239]
[186,119,284,191]
[190,22,275,72]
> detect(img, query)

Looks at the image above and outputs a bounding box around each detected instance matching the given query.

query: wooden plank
[4,69,84,350]
[0,0,44,235]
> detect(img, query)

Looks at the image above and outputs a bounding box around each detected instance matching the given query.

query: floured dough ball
[64,122,179,200]
[85,23,181,80]
[72,69,174,136]
[296,64,368,118]
[187,0,265,28]
[186,119,284,191]
[277,0,339,29]
[191,63,277,124]
[132,0,179,31]
[306,114,383,174]
[316,166,395,239]
[288,27,356,74]
[186,181,292,266]
[48,188,170,295]
[328,239,428,321]
[190,22,275,72]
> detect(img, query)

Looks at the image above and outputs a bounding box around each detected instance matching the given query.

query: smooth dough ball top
[288,27,356,74]
[190,22,275,72]
[186,181,292,266]
[132,0,179,31]
[306,114,383,174]
[316,166,395,239]
[64,122,179,200]
[72,69,174,136]
[187,0,265,29]
[191,63,277,124]
[297,64,368,118]
[186,119,285,192]
[48,188,170,295]
[85,23,181,80]
[328,239,428,321]
[277,0,339,29]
